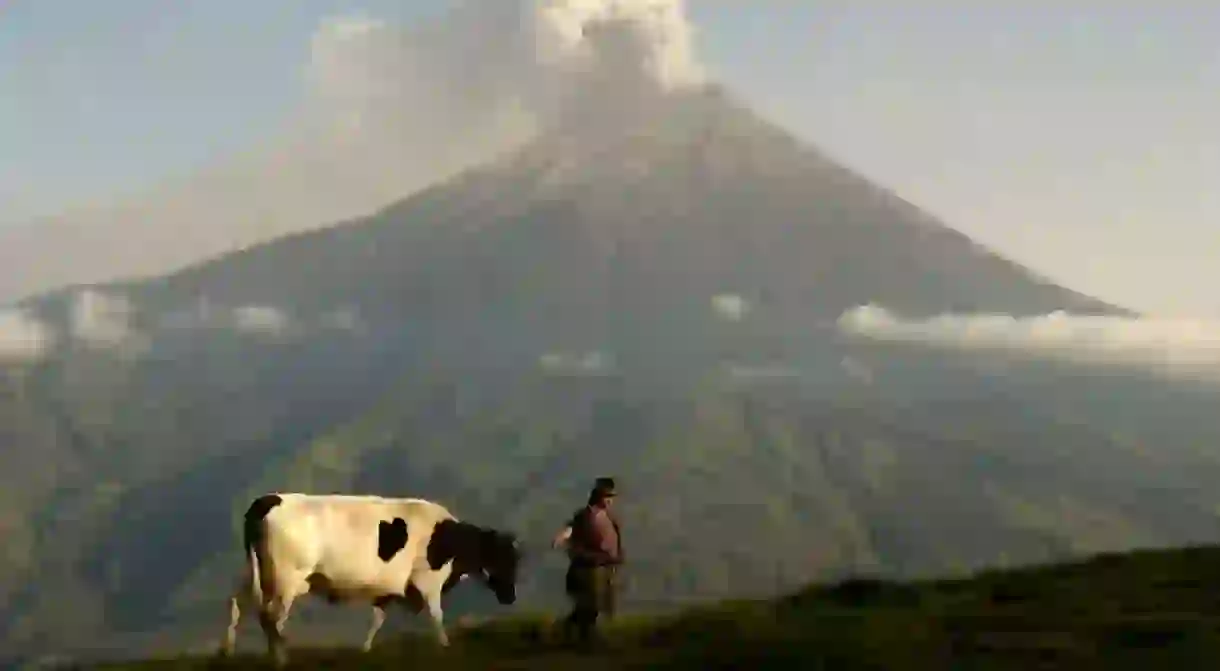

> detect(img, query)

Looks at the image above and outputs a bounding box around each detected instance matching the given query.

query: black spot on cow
[426,519,478,571]
[243,494,283,553]
[377,517,409,562]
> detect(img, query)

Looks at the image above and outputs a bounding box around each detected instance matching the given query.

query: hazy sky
[2,2,1217,316]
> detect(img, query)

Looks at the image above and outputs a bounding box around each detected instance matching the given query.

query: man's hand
[551,526,572,550]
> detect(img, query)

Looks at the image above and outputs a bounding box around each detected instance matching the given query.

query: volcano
[146,87,1122,315]
[105,86,1125,373]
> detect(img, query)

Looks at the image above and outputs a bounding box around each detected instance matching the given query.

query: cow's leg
[363,598,391,652]
[405,574,449,647]
[259,586,302,669]
[257,599,286,669]
[424,589,449,647]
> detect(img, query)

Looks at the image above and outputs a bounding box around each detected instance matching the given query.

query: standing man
[552,476,623,648]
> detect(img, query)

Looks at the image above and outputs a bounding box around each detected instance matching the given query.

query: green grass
[94,545,1220,670]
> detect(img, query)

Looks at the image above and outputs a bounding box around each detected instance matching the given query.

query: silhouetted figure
[552,477,622,648]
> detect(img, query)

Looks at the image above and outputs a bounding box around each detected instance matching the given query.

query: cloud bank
[0,308,55,364]
[0,290,369,366]
[838,304,1220,381]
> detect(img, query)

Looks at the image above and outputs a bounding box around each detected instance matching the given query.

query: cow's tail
[242,494,283,607]
[246,542,263,605]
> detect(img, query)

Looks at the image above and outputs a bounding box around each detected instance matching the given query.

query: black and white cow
[220,493,522,667]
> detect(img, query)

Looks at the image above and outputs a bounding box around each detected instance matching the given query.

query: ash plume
[0,1,708,303]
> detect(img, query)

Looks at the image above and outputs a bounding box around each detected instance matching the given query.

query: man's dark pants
[563,561,618,645]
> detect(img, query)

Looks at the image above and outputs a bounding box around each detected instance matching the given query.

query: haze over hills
[5,1,1220,665]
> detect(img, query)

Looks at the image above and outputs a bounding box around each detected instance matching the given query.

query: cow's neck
[441,568,473,594]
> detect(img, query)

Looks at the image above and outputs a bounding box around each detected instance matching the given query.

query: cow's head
[477,528,522,605]
[427,520,522,606]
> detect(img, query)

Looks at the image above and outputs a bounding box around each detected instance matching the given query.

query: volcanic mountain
[10,86,1218,665]
[135,87,1119,324]
[61,85,1118,385]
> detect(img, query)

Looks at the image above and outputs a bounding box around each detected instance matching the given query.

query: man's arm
[612,515,623,564]
[552,509,581,550]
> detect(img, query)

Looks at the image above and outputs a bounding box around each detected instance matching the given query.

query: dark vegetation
[10,352,1220,661]
[91,546,1220,670]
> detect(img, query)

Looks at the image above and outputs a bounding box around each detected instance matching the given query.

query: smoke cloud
[838,304,1220,381]
[536,0,703,90]
[0,0,708,304]
[305,0,705,160]
[0,308,55,364]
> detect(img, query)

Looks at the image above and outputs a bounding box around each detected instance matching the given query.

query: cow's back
[256,493,456,599]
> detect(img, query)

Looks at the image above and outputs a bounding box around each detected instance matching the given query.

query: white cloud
[157,300,369,342]
[838,304,1220,381]
[154,299,293,337]
[230,305,292,337]
[539,349,615,375]
[318,307,364,333]
[711,293,749,322]
[69,290,137,349]
[722,362,800,382]
[0,308,55,364]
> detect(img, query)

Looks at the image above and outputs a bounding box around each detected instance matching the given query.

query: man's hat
[592,476,617,497]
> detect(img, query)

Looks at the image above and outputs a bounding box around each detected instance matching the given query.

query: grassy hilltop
[95,545,1220,670]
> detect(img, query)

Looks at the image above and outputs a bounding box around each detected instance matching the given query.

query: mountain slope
[4,87,1214,663]
[80,545,1220,670]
